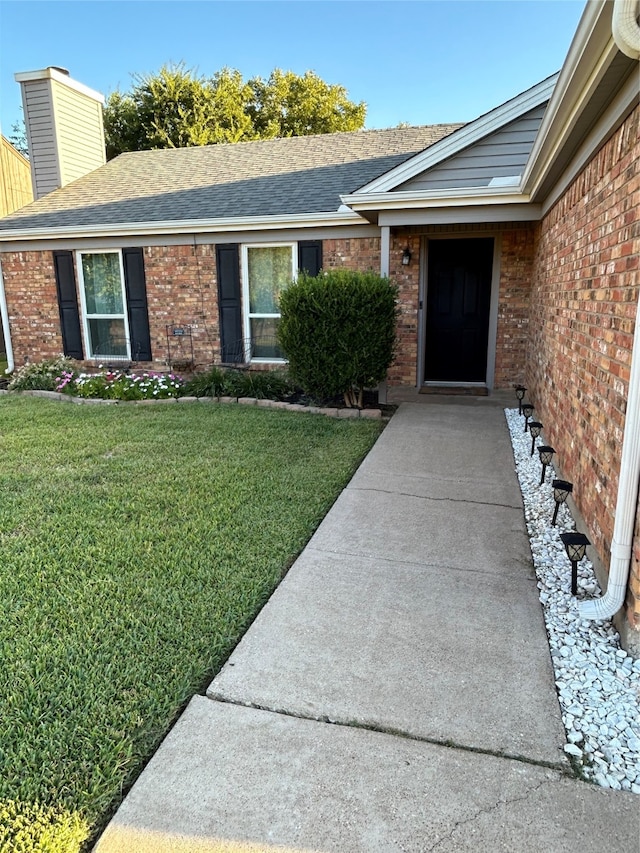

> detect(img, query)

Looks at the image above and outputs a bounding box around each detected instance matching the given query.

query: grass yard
[0,397,383,851]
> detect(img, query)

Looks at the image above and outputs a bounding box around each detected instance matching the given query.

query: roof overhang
[522,0,638,199]
[0,210,365,243]
[341,185,539,224]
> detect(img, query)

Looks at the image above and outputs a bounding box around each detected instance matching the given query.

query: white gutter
[0,258,15,374]
[612,0,640,58]
[578,291,640,620]
[0,210,364,243]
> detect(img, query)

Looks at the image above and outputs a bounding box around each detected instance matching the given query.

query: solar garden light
[522,403,534,431]
[551,479,573,526]
[537,446,555,484]
[529,421,543,455]
[515,385,526,415]
[559,531,590,596]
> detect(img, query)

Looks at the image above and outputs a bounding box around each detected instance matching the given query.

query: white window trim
[76,248,131,361]
[241,242,296,363]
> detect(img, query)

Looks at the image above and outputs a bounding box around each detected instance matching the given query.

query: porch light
[402,247,412,265]
[551,479,573,526]
[515,385,526,415]
[522,402,534,431]
[559,531,590,596]
[537,445,555,484]
[529,421,543,455]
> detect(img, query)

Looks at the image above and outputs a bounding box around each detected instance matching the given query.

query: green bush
[278,269,399,406]
[183,365,227,397]
[7,357,78,392]
[0,799,89,853]
[184,367,295,400]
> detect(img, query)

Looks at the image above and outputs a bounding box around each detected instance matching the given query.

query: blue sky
[0,0,586,138]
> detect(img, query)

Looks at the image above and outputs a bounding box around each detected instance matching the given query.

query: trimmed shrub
[7,357,78,392]
[0,799,89,853]
[278,270,399,406]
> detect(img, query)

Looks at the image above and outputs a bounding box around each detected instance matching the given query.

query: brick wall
[525,105,640,634]
[494,229,536,389]
[0,250,63,363]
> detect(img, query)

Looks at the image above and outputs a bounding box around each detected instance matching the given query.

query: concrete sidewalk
[96,400,639,853]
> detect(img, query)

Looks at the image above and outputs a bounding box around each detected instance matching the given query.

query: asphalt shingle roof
[0,125,462,232]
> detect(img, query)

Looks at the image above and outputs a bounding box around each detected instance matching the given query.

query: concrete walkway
[96,399,639,852]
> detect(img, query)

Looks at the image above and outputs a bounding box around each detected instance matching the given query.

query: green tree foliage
[278,270,399,408]
[103,63,366,159]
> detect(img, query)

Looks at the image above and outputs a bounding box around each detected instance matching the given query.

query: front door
[424,238,493,383]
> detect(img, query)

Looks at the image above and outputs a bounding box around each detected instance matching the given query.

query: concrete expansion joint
[348,485,523,511]
[426,778,559,852]
[205,694,570,776]
[305,545,523,578]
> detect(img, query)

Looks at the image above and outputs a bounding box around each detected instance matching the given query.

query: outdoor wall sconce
[551,479,573,526]
[402,247,412,265]
[559,531,590,596]
[522,403,534,431]
[515,385,526,415]
[529,421,543,455]
[537,445,555,484]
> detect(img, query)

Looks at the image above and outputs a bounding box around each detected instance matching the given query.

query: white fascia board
[14,67,105,104]
[0,210,364,244]
[354,75,559,195]
[342,185,529,212]
[522,1,620,196]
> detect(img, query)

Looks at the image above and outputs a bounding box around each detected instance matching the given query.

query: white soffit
[353,74,559,196]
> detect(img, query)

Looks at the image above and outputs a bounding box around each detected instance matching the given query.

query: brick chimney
[15,66,106,200]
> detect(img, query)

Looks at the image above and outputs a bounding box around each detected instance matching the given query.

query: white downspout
[0,258,15,374]
[578,291,640,620]
[612,0,640,60]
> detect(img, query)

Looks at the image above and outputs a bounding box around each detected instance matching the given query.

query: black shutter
[122,248,152,361]
[53,250,84,359]
[298,240,323,276]
[216,243,243,363]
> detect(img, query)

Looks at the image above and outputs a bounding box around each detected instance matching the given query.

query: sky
[0,0,587,138]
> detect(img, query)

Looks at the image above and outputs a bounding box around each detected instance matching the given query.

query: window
[241,243,296,361]
[77,250,130,359]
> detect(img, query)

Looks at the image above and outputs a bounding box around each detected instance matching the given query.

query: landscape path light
[529,421,543,455]
[559,531,590,596]
[522,403,534,432]
[551,479,573,526]
[515,385,526,415]
[538,446,555,484]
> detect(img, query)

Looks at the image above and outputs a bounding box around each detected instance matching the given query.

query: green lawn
[0,397,383,851]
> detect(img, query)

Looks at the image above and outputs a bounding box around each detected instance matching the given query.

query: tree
[8,118,29,158]
[103,63,366,159]
[248,69,366,139]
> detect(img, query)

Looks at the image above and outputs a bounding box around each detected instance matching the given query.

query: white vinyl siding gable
[395,104,548,192]
[52,80,106,187]
[20,79,60,199]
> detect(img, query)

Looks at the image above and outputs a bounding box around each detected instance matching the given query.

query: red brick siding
[387,234,421,387]
[494,230,535,389]
[525,105,640,630]
[322,237,380,272]
[143,244,220,369]
[0,250,64,363]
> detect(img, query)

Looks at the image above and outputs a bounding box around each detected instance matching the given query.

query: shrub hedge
[278,270,398,407]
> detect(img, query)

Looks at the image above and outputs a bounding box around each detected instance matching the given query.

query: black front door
[424,238,494,383]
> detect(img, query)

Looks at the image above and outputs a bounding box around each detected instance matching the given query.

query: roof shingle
[0,124,462,232]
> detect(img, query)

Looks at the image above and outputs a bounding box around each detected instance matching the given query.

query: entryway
[423,237,494,387]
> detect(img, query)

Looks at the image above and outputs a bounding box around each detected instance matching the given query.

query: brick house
[0,1,638,651]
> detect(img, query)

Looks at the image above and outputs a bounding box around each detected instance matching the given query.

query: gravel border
[505,407,640,793]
